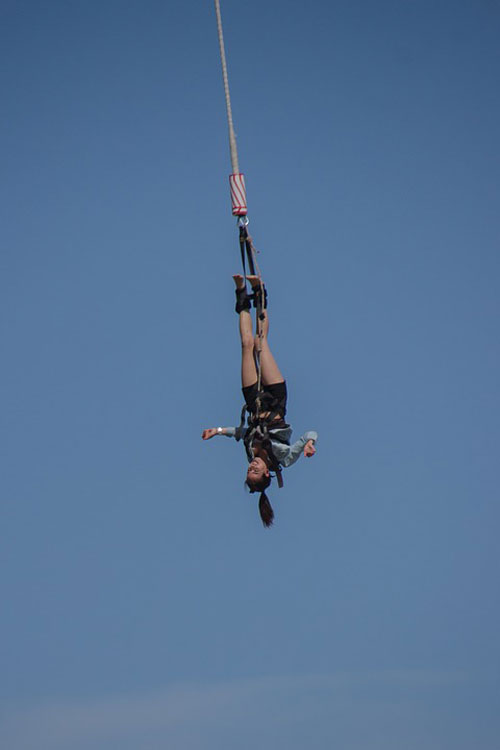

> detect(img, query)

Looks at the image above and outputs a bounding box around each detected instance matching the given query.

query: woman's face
[246,457,270,485]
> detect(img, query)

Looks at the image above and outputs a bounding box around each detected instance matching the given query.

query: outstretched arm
[201,427,237,440]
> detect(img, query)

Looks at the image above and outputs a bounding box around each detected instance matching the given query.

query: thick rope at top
[214,0,239,176]
[214,0,247,217]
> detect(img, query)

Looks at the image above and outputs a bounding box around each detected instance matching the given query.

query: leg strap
[252,284,268,310]
[235,287,251,314]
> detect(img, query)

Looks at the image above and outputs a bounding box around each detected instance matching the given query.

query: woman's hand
[202,428,218,440]
[303,440,316,457]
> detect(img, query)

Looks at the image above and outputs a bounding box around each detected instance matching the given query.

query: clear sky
[1,1,499,748]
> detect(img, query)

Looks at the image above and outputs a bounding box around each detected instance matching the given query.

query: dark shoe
[235,287,251,314]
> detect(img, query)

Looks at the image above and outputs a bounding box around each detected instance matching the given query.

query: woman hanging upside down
[201,275,317,527]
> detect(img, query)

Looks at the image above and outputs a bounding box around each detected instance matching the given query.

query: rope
[214,2,266,420]
[214,0,239,175]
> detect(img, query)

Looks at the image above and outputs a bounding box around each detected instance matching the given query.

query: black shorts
[242,380,287,418]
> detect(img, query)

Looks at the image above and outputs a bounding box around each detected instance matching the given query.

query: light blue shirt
[220,425,318,468]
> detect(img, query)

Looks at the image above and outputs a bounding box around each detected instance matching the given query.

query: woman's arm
[201,427,237,440]
[280,431,318,467]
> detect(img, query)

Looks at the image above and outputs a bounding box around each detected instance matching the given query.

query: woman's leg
[234,275,258,388]
[247,277,284,385]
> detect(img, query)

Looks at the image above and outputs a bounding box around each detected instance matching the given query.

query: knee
[241,332,255,350]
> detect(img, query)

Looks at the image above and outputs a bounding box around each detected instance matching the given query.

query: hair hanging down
[258,491,274,527]
[246,474,274,527]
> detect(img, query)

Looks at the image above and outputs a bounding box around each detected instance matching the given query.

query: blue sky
[1,1,499,748]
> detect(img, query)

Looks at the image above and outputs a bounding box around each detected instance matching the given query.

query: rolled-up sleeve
[280,431,318,467]
[304,431,318,444]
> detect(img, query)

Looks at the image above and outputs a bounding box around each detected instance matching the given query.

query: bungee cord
[214,0,239,178]
[214,0,267,412]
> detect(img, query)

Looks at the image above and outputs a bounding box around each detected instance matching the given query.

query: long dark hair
[245,472,274,527]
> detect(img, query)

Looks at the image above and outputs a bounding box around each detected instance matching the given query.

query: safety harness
[234,397,286,489]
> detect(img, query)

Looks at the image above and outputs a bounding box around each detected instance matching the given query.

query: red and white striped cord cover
[229,173,247,216]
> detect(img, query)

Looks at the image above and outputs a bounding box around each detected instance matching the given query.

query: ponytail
[258,491,274,527]
[245,464,274,527]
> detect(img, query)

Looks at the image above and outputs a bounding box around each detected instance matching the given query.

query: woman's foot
[246,275,261,289]
[233,274,246,290]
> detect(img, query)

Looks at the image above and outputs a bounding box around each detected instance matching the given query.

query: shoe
[235,287,251,313]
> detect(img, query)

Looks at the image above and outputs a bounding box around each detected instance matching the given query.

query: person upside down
[202,274,318,527]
